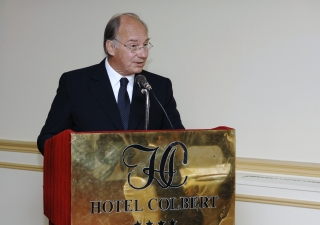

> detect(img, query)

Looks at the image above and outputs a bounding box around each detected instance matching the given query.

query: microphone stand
[141,88,150,130]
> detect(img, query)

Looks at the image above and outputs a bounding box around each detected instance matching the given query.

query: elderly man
[37,13,184,154]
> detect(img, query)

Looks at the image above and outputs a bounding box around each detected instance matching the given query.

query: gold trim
[0,139,39,154]
[1,139,319,209]
[236,157,320,178]
[0,161,43,172]
[1,139,320,177]
[1,161,318,209]
[236,194,320,209]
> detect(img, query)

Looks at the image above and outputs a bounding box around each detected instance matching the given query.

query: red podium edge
[44,129,72,225]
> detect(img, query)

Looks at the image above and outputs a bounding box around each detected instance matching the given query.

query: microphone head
[135,74,147,84]
[135,74,152,90]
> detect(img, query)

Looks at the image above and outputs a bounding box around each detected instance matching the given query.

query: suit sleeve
[161,78,184,129]
[37,73,73,155]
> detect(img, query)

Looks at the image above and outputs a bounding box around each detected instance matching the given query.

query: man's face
[107,16,149,76]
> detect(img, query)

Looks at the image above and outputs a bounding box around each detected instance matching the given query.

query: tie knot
[120,77,129,87]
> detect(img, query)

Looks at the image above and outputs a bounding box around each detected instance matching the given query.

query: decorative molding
[1,139,320,177]
[1,139,320,209]
[236,194,320,209]
[0,140,42,172]
[236,157,320,178]
[0,161,43,172]
[0,139,39,154]
[1,161,318,210]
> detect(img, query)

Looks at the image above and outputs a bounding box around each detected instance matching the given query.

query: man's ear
[106,40,116,56]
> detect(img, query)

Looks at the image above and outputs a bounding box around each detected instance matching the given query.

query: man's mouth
[135,62,145,66]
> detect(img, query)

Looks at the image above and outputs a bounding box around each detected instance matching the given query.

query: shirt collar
[105,59,135,88]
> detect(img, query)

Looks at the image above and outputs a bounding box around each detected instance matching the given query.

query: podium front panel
[70,129,235,225]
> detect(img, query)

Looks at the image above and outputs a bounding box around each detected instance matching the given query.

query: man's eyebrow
[127,38,150,42]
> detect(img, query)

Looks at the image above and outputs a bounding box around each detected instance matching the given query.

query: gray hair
[103,13,148,57]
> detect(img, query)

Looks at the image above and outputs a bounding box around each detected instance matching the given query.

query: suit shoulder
[141,70,170,82]
[62,63,101,77]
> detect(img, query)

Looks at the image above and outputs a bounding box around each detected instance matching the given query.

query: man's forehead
[118,16,147,33]
[120,14,143,25]
[117,17,148,41]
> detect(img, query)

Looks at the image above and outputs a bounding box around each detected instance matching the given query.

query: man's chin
[133,68,144,74]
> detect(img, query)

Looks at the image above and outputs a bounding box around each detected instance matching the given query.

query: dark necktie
[118,77,130,130]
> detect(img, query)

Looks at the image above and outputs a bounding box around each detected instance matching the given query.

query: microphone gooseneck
[150,91,174,129]
[135,74,174,130]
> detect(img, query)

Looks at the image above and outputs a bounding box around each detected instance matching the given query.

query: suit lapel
[88,59,124,130]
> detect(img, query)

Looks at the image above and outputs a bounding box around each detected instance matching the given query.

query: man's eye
[143,43,148,47]
[129,44,137,48]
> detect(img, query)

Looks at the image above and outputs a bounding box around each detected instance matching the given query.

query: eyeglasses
[114,39,153,53]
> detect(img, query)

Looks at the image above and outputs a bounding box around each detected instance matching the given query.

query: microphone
[135,75,152,90]
[135,74,174,129]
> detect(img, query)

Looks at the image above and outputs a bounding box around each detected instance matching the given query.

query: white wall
[1,1,320,224]
[236,201,320,225]
[1,0,320,163]
[0,167,48,224]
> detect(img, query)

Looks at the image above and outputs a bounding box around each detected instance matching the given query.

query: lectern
[43,128,235,225]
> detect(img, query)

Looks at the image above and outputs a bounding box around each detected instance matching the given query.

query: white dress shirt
[105,59,135,103]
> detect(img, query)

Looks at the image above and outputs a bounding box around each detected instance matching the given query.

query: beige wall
[1,1,320,224]
[1,0,320,163]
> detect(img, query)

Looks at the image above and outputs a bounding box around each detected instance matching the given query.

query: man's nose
[136,48,148,58]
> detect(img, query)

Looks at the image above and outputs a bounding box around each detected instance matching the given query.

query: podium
[43,128,235,225]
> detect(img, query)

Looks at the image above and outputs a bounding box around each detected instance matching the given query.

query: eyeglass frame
[113,38,153,52]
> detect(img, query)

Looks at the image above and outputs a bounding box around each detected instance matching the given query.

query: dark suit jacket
[37,59,184,154]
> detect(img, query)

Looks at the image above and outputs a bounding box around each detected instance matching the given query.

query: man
[37,13,184,155]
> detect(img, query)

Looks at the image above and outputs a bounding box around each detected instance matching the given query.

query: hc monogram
[122,141,188,189]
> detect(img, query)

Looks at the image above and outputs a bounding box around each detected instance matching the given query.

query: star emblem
[158,220,166,225]
[169,219,177,225]
[146,220,153,225]
[134,221,141,225]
